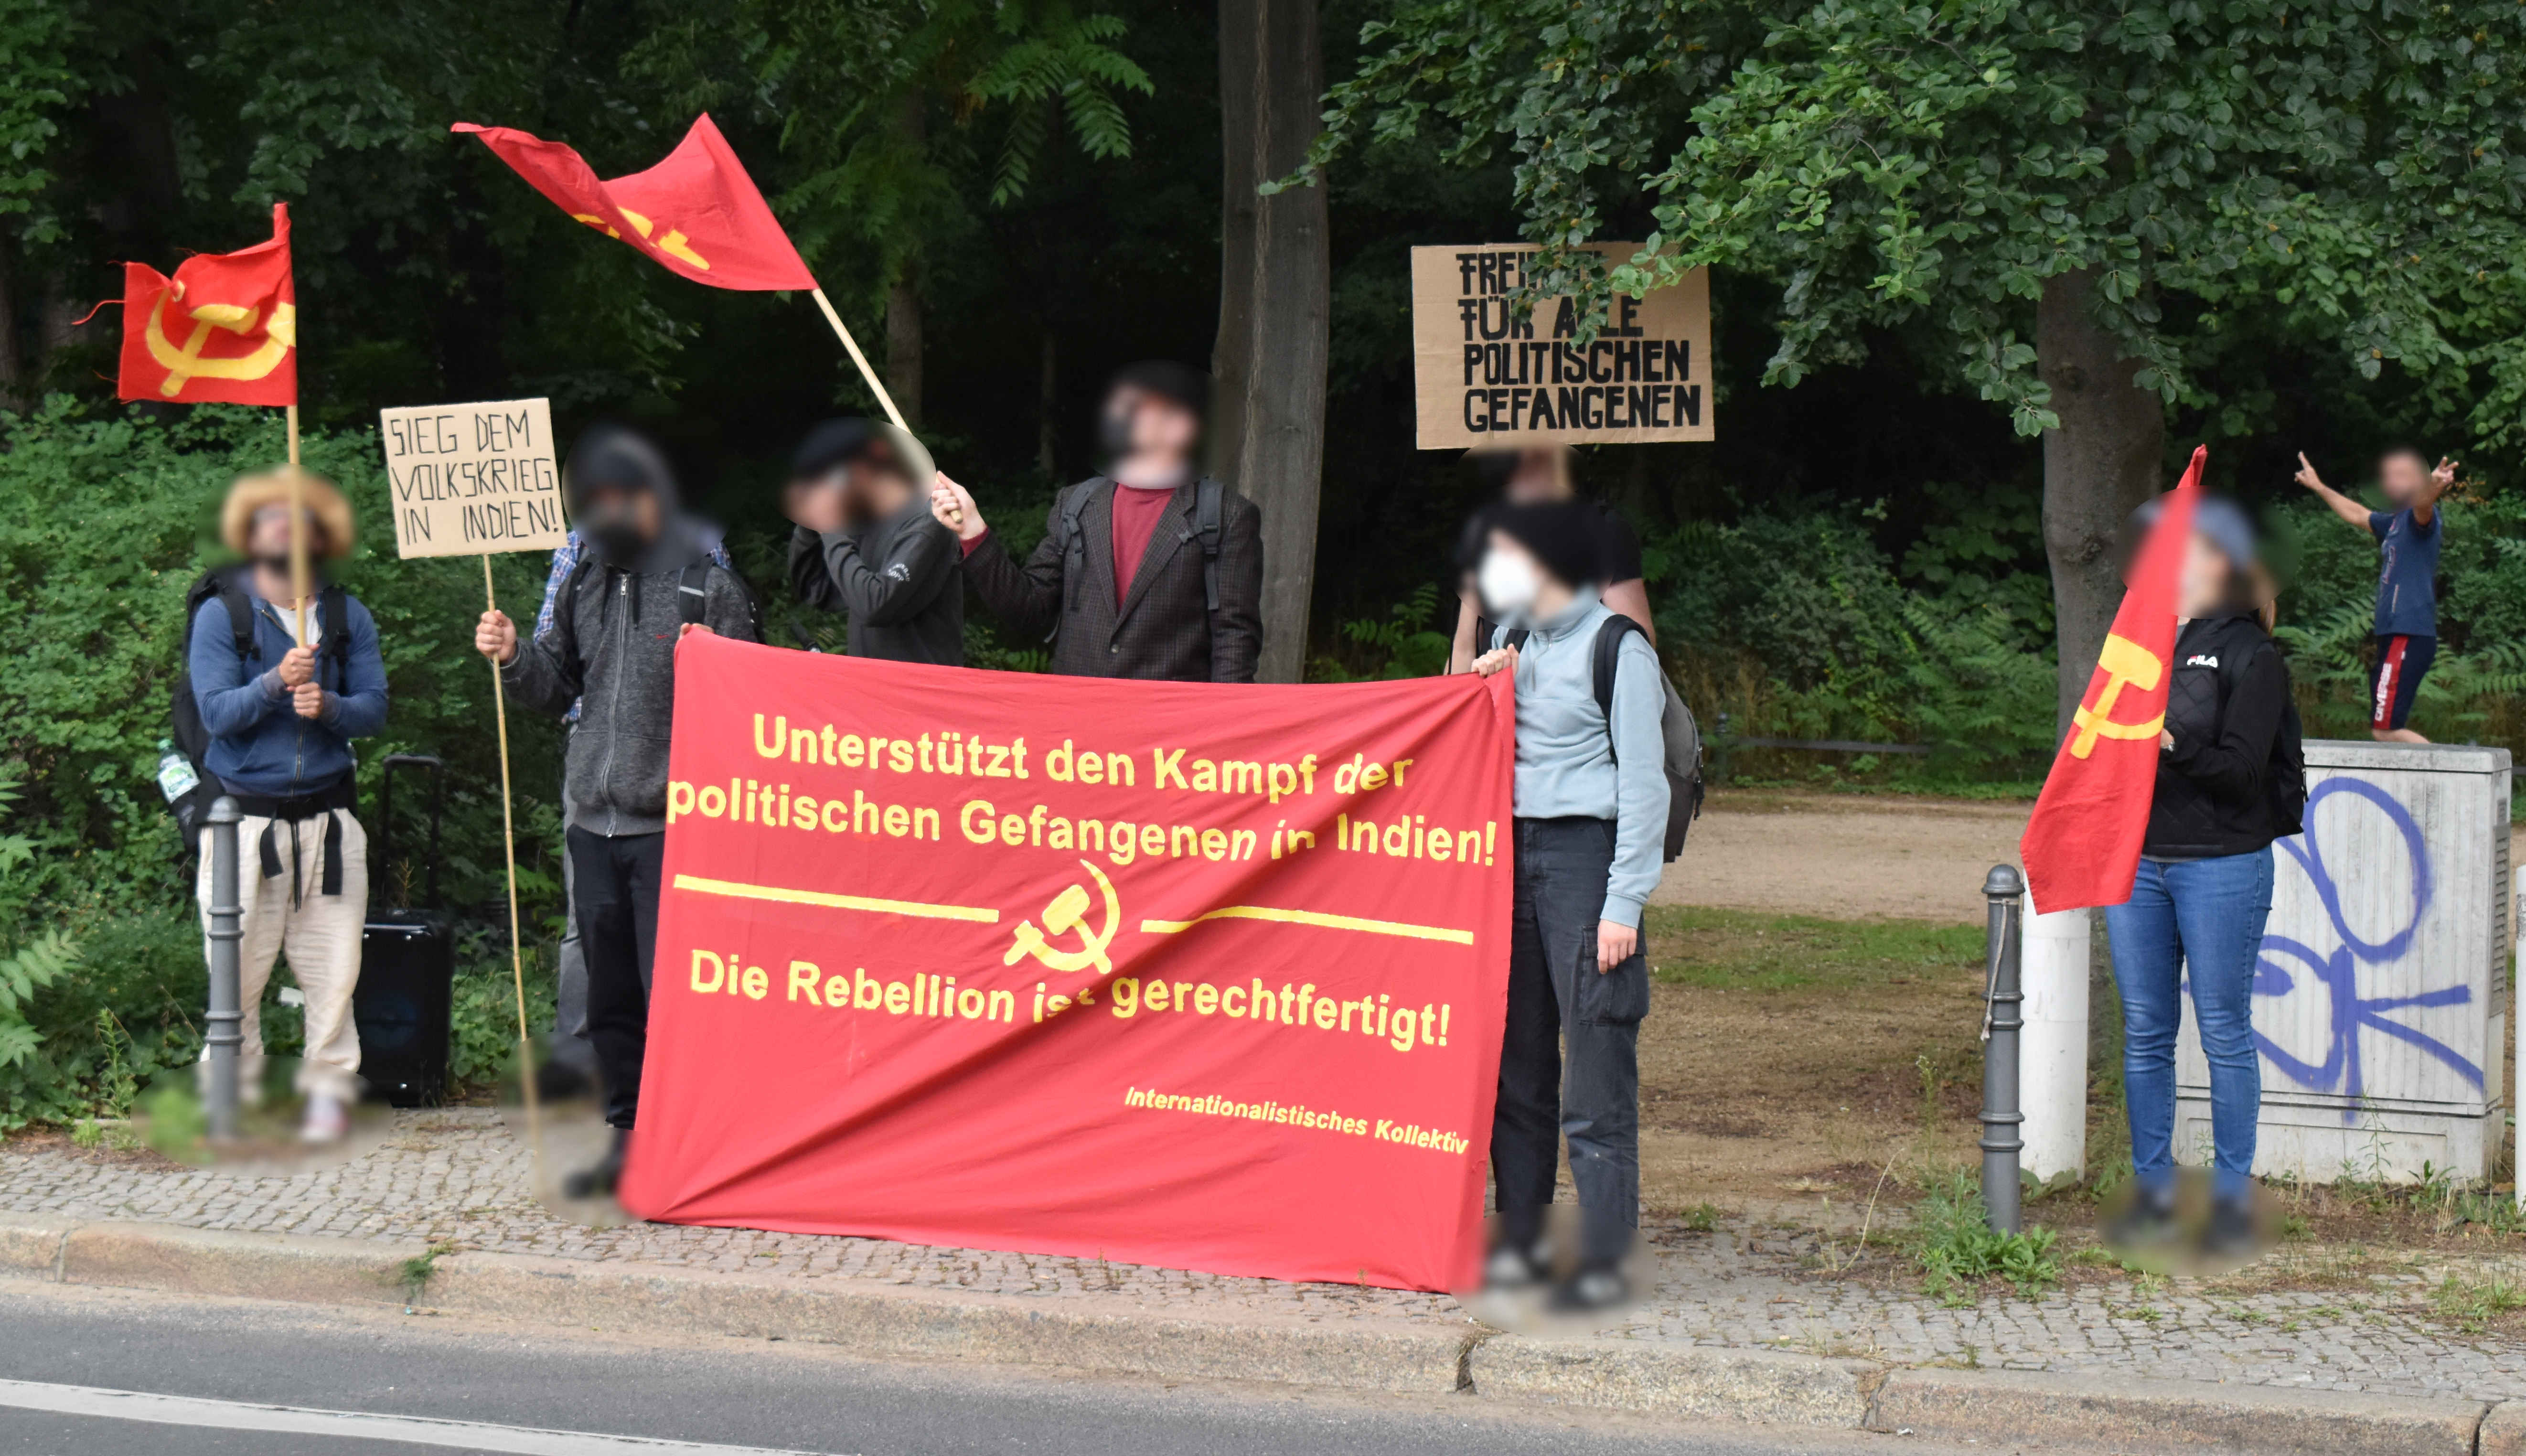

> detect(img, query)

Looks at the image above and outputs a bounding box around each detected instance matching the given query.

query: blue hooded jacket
[187,589,389,795]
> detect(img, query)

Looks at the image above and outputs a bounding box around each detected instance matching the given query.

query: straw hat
[222,468,354,558]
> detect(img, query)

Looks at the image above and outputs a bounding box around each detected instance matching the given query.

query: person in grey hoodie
[783,417,963,664]
[473,424,759,1193]
[1467,500,1668,1311]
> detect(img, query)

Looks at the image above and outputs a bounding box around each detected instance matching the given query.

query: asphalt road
[0,1282,2012,1456]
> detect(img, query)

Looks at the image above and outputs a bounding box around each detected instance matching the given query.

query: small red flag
[453,114,815,291]
[2020,445,2206,914]
[116,203,297,406]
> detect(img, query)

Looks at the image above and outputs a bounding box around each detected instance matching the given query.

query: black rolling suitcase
[354,754,452,1107]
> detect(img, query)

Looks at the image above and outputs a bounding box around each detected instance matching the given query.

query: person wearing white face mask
[1467,501,1668,1311]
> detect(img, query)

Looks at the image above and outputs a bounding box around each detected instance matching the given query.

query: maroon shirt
[1107,483,1176,609]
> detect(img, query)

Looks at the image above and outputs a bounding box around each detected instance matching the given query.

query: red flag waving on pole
[2020,445,2206,914]
[453,114,814,291]
[116,203,297,406]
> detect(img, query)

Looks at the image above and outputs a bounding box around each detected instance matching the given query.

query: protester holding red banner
[1467,501,1668,1311]
[2101,496,2302,1259]
[474,426,760,1194]
[928,363,1265,682]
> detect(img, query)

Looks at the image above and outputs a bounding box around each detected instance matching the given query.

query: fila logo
[2185,654,2219,668]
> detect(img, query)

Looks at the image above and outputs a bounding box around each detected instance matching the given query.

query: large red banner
[621,636,1517,1291]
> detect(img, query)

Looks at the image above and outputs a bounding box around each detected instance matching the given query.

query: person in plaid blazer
[930,362,1265,683]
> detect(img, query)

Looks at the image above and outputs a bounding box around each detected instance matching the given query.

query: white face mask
[1478,548,1542,619]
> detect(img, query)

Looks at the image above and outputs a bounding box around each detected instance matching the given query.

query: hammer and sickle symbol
[571,208,711,270]
[143,287,297,398]
[2068,632,2166,760]
[1004,860,1122,975]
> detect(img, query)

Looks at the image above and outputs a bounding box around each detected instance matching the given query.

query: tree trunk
[886,275,923,430]
[2038,269,2164,739]
[0,250,24,408]
[1213,0,1330,684]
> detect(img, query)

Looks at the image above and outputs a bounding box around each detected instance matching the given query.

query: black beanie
[1488,501,1601,589]
[563,423,678,513]
[791,418,876,480]
[1108,360,1210,424]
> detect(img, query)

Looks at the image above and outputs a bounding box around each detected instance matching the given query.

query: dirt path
[1651,791,2032,922]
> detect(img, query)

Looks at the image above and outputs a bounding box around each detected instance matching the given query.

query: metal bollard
[203,796,243,1141]
[1980,864,2026,1234]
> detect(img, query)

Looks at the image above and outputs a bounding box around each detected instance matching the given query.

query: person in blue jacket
[1468,500,1668,1311]
[189,469,388,1142]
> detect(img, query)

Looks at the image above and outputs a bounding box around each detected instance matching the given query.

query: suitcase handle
[375,753,445,910]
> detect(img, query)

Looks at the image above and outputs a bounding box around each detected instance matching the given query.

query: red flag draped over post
[116,203,297,406]
[2020,445,2206,914]
[452,114,814,291]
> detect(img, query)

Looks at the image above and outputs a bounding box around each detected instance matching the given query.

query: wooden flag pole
[482,554,544,1154]
[285,404,310,641]
[808,285,960,527]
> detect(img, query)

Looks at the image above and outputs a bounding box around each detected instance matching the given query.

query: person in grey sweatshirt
[783,418,963,665]
[473,424,759,1194]
[1467,499,1668,1312]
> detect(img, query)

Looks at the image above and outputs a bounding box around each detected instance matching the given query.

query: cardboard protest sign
[621,636,1517,1292]
[378,398,567,557]
[1412,244,1713,450]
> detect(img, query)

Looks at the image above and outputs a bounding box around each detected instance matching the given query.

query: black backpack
[1053,476,1226,632]
[1500,614,1707,860]
[167,566,351,837]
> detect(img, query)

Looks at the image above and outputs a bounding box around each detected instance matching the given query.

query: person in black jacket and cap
[784,418,963,665]
[2103,494,2301,1261]
[474,425,760,1195]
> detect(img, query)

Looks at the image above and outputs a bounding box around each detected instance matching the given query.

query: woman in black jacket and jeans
[2104,496,2301,1257]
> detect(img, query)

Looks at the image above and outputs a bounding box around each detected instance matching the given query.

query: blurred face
[2179,531,2233,618]
[848,454,916,512]
[246,504,324,565]
[1105,385,1201,462]
[1502,447,1570,504]
[579,484,662,546]
[2379,451,2429,505]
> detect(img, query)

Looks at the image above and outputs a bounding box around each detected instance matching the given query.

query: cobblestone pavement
[5,1108,2525,1402]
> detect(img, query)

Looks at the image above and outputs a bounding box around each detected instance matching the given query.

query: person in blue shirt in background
[188,469,389,1142]
[2294,446,2458,743]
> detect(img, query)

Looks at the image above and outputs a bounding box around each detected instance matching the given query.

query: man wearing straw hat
[187,468,389,1143]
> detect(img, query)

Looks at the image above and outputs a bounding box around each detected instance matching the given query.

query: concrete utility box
[2173,741,2510,1185]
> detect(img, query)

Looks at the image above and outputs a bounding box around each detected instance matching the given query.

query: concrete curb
[1869,1367,2490,1456]
[0,1211,2513,1452]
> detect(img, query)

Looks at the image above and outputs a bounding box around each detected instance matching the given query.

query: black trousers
[567,827,665,1129]
[1491,816,1649,1267]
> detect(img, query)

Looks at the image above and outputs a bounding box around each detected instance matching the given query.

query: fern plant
[0,766,74,1076]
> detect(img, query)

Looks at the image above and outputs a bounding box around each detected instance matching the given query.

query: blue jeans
[2103,849,2274,1203]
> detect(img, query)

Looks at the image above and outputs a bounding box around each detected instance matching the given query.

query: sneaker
[2101,1184,2180,1252]
[2201,1198,2260,1262]
[562,1129,629,1199]
[298,1092,349,1145]
[1549,1264,1630,1313]
[1483,1242,1549,1291]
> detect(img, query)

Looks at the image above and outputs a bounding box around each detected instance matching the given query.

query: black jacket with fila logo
[2145,610,2301,859]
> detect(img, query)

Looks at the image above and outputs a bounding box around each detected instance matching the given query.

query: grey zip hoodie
[505,551,758,837]
[1493,593,1668,927]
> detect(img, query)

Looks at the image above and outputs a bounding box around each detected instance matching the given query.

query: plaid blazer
[964,477,1264,682]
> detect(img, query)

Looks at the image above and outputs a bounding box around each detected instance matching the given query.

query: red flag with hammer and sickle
[116,203,297,406]
[2020,445,2206,914]
[453,114,815,291]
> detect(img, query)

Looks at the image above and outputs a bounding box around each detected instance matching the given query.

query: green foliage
[1912,1170,2062,1305]
[1313,0,2526,441]
[1310,584,1450,682]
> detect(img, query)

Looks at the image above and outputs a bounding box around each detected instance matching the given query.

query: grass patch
[1910,1170,2062,1305]
[2431,1274,2526,1334]
[1644,906,1984,993]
